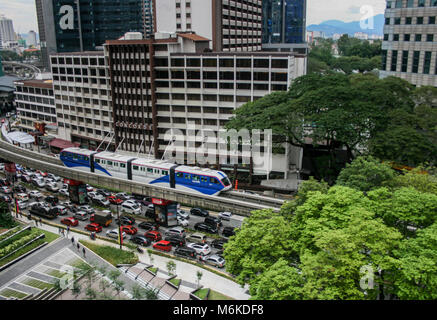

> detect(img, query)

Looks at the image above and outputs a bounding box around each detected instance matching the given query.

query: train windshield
[221,177,231,186]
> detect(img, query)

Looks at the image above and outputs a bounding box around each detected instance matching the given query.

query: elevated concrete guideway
[0,134,280,216]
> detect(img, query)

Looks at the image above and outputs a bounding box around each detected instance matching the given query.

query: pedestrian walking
[71,236,75,245]
[82,247,86,258]
[61,229,65,237]
[77,243,80,252]
[39,218,42,226]
[66,225,70,236]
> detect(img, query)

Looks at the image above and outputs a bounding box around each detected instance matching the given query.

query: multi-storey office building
[155,0,263,52]
[105,32,307,175]
[50,51,115,151]
[0,16,15,43]
[14,80,56,132]
[35,0,150,69]
[381,0,437,86]
[262,0,308,54]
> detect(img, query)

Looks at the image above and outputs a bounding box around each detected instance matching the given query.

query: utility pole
[116,203,122,250]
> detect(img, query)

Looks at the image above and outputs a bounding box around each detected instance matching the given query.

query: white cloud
[307,0,387,25]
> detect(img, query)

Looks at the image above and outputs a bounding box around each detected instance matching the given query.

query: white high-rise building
[0,16,15,43]
[27,31,37,47]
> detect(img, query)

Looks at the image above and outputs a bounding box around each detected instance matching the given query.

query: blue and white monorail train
[59,148,232,196]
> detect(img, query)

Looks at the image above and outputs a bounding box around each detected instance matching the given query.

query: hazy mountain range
[307,14,385,37]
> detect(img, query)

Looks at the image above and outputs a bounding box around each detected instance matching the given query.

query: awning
[6,131,35,144]
[49,138,80,150]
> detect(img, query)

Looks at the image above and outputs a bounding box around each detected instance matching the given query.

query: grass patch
[46,269,67,278]
[169,278,181,287]
[22,278,54,290]
[0,238,46,267]
[208,289,235,300]
[147,267,158,274]
[37,229,59,244]
[0,288,28,299]
[193,288,209,300]
[80,240,138,266]
[66,258,84,268]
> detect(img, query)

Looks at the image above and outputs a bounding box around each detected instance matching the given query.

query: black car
[130,235,151,247]
[29,203,58,219]
[0,179,10,187]
[21,175,31,183]
[116,216,135,225]
[96,189,111,197]
[194,222,218,234]
[138,221,158,231]
[44,196,59,206]
[222,226,235,237]
[174,246,197,259]
[165,235,186,247]
[190,208,209,217]
[13,185,26,193]
[211,238,228,250]
[204,216,222,228]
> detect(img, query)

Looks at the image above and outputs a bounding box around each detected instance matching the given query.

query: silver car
[204,255,225,268]
[106,229,126,239]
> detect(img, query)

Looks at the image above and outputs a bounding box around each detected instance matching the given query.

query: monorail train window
[177,172,183,178]
[114,162,118,167]
[96,159,100,163]
[193,175,200,182]
[163,170,168,175]
[147,168,153,173]
[201,177,208,183]
[84,156,89,161]
[211,178,220,184]
[120,163,126,168]
[73,154,78,160]
[133,166,139,170]
[107,161,113,166]
[186,174,192,180]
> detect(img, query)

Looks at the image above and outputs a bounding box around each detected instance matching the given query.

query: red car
[145,230,162,242]
[84,223,103,233]
[61,217,79,227]
[153,240,172,252]
[36,170,48,177]
[121,225,138,235]
[108,195,123,205]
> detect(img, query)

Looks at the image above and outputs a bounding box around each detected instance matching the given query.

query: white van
[74,211,88,221]
[120,202,141,215]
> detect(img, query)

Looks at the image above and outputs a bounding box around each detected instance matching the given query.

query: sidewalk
[13,215,250,300]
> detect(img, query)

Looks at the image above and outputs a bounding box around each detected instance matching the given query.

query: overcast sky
[0,0,387,35]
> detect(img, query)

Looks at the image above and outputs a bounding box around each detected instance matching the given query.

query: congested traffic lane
[0,169,241,270]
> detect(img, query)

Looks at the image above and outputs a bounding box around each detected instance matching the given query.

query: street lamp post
[116,203,122,250]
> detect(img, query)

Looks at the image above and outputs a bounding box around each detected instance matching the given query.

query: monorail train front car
[59,148,232,196]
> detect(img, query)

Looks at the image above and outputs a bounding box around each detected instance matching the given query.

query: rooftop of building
[51,51,105,56]
[176,33,210,42]
[0,75,21,92]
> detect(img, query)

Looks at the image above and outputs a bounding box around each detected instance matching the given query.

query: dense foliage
[223,159,437,300]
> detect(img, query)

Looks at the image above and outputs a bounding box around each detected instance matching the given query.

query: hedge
[0,229,43,258]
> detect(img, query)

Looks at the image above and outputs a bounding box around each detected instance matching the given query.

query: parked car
[190,208,209,217]
[186,233,207,244]
[0,179,9,187]
[222,226,235,237]
[46,182,60,193]
[174,246,197,259]
[153,240,172,252]
[47,173,62,182]
[121,225,138,235]
[106,229,126,239]
[165,234,186,247]
[44,196,59,206]
[29,203,58,219]
[28,190,43,199]
[54,205,68,216]
[85,184,94,192]
[211,238,228,250]
[120,202,141,215]
[194,222,218,234]
[138,221,158,231]
[176,209,190,220]
[116,216,135,225]
[32,178,46,188]
[85,223,103,233]
[92,198,110,207]
[144,230,162,242]
[13,185,26,193]
[77,205,94,215]
[145,204,155,218]
[16,193,29,202]
[165,226,186,238]
[0,195,12,203]
[115,192,130,201]
[218,211,232,221]
[1,186,12,194]
[21,175,31,183]
[96,189,111,198]
[16,200,28,210]
[59,188,69,196]
[73,211,88,221]
[130,235,151,247]
[187,242,211,256]
[203,255,225,268]
[204,216,222,228]
[177,216,189,227]
[61,217,79,227]
[108,195,123,205]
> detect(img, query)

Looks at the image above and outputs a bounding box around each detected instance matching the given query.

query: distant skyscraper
[27,30,38,47]
[381,0,437,87]
[35,0,147,69]
[262,0,307,53]
[0,16,15,43]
